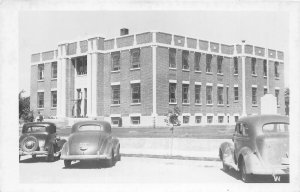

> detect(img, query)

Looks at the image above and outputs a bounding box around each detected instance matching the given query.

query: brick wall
[104,39,115,50]
[156,32,172,44]
[268,49,276,59]
[199,40,208,51]
[254,47,265,57]
[221,45,234,55]
[174,35,185,47]
[31,53,40,63]
[187,38,197,49]
[244,45,253,54]
[136,32,152,44]
[117,35,134,48]
[210,42,219,53]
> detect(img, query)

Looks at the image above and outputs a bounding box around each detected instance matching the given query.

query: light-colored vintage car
[60,121,121,168]
[219,115,289,182]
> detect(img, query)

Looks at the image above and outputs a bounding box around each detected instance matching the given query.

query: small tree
[19,90,34,122]
[164,106,181,133]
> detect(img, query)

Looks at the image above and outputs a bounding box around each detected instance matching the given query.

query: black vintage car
[19,122,66,162]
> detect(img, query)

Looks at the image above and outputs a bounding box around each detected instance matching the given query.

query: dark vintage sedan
[19,122,66,162]
[219,115,289,182]
[60,121,121,168]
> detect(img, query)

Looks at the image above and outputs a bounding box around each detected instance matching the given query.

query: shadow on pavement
[62,160,115,169]
[19,156,60,163]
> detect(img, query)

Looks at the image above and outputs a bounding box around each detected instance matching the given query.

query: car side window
[235,123,242,136]
[241,123,249,137]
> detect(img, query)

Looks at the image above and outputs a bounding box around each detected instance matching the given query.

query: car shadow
[19,156,60,163]
[62,160,115,169]
[220,168,289,183]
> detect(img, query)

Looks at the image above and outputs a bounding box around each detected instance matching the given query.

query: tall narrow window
[234,87,239,101]
[206,86,213,104]
[169,83,177,103]
[218,116,224,123]
[131,83,141,103]
[263,60,267,77]
[195,116,202,124]
[206,54,212,73]
[182,84,189,104]
[51,91,57,108]
[252,87,257,105]
[207,116,213,124]
[38,64,44,80]
[131,116,140,125]
[226,87,229,104]
[234,57,238,75]
[275,62,279,78]
[37,92,44,108]
[183,116,190,124]
[131,49,140,69]
[195,85,201,104]
[112,85,120,104]
[75,56,87,75]
[217,86,224,104]
[169,48,176,68]
[182,50,189,70]
[51,62,57,79]
[264,88,268,95]
[217,56,223,74]
[275,89,280,106]
[111,52,120,71]
[251,58,256,75]
[194,52,201,71]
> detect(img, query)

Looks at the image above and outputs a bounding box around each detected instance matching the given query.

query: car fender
[219,142,234,161]
[60,141,69,156]
[239,147,263,174]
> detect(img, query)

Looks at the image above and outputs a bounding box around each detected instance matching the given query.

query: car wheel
[116,145,121,161]
[20,136,39,152]
[240,159,252,183]
[64,160,72,168]
[46,145,55,162]
[106,151,115,167]
[222,161,229,172]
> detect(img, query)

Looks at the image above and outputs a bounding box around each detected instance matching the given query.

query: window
[182,84,189,104]
[169,48,176,68]
[234,87,239,101]
[263,123,288,133]
[112,85,120,104]
[169,83,177,103]
[131,83,141,103]
[111,117,121,127]
[131,116,140,125]
[182,50,189,70]
[74,56,87,75]
[234,116,239,123]
[217,86,224,105]
[206,54,212,73]
[195,116,202,124]
[206,86,213,104]
[263,60,267,77]
[37,92,44,108]
[218,116,224,123]
[111,52,120,71]
[275,89,280,106]
[226,87,229,105]
[217,56,223,74]
[38,64,44,80]
[251,58,256,75]
[131,49,140,69]
[252,87,257,105]
[275,62,279,78]
[51,91,57,108]
[194,52,201,71]
[195,85,201,104]
[264,88,268,95]
[234,57,238,75]
[51,62,57,79]
[236,123,249,136]
[183,116,190,124]
[78,125,104,132]
[207,116,213,124]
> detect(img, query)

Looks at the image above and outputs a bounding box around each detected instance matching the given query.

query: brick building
[30,29,285,127]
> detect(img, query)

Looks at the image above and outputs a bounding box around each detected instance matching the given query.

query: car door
[234,122,250,159]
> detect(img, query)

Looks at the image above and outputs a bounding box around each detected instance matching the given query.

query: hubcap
[25,140,35,149]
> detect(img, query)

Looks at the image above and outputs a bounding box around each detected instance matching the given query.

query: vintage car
[219,115,289,182]
[60,121,121,168]
[19,122,66,162]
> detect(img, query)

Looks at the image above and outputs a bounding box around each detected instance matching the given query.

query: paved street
[19,155,243,184]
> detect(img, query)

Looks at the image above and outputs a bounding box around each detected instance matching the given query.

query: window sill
[131,103,141,106]
[252,74,258,77]
[275,77,280,80]
[227,105,230,107]
[233,100,239,103]
[277,105,280,108]
[130,68,140,71]
[234,73,238,76]
[252,104,258,107]
[195,70,201,73]
[206,72,213,75]
[169,102,177,105]
[182,103,190,105]
[169,67,177,70]
[111,70,120,73]
[206,103,213,106]
[37,107,44,110]
[217,73,223,76]
[110,104,120,107]
[51,78,57,81]
[195,103,202,106]
[77,74,87,77]
[182,69,190,72]
[37,79,44,82]
[217,104,224,106]
[51,107,57,109]
[263,76,267,78]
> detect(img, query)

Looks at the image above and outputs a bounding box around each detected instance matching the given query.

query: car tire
[105,151,115,167]
[240,159,252,183]
[222,161,229,172]
[116,145,121,161]
[64,160,72,168]
[46,144,55,162]
[20,136,39,152]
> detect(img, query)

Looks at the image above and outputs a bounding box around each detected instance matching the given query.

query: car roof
[23,122,56,128]
[71,120,111,133]
[238,115,289,126]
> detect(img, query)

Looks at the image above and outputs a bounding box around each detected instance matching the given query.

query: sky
[19,11,289,96]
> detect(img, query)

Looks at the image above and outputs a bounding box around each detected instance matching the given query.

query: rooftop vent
[120,28,129,36]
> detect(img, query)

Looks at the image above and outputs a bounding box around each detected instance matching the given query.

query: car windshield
[78,125,104,132]
[25,126,47,133]
[262,123,289,133]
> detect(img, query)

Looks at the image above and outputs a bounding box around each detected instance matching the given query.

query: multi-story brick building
[30,29,285,127]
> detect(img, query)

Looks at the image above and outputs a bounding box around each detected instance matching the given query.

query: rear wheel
[64,160,72,168]
[116,145,121,161]
[222,161,229,172]
[45,145,55,162]
[105,151,115,167]
[240,159,252,183]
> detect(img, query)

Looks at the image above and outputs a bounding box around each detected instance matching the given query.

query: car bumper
[60,154,110,160]
[251,166,289,175]
[19,150,48,156]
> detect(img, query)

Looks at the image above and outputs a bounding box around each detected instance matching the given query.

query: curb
[120,153,220,161]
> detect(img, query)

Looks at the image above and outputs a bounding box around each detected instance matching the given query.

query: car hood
[68,131,109,155]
